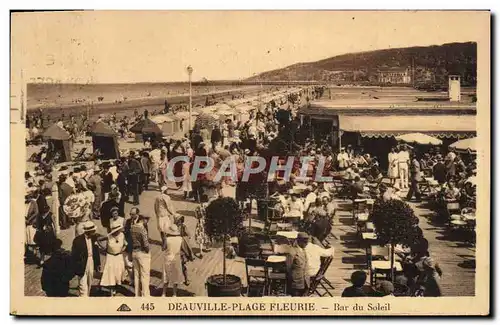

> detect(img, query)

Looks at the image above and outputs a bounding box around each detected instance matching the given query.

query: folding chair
[307,256,335,297]
[73,147,87,161]
[367,245,403,286]
[245,258,267,297]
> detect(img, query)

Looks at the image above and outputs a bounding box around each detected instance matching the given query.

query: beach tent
[449,137,477,154]
[129,117,163,142]
[91,121,120,160]
[395,132,443,145]
[42,123,72,162]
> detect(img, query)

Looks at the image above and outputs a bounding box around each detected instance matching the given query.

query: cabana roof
[43,123,71,141]
[91,121,117,137]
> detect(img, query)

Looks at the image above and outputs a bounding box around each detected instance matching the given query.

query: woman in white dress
[388,147,399,185]
[182,158,193,200]
[161,224,184,297]
[97,225,127,296]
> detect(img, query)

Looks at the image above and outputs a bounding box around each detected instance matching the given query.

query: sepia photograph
[10,10,490,316]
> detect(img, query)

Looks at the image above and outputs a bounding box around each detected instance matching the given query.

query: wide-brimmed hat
[297,232,309,241]
[160,185,168,193]
[83,221,97,233]
[165,224,181,236]
[110,206,119,213]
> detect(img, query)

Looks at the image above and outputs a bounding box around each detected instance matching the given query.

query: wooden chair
[245,258,267,297]
[446,201,464,229]
[367,245,403,286]
[253,232,275,259]
[266,256,288,296]
[306,256,335,297]
[353,199,369,234]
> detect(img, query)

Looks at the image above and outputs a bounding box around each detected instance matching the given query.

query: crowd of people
[24,85,476,298]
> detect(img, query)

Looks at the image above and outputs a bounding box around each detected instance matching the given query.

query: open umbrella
[449,137,476,154]
[395,133,442,145]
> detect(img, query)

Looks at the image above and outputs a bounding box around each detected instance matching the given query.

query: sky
[11,11,489,83]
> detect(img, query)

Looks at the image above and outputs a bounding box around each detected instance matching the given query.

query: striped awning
[339,115,476,139]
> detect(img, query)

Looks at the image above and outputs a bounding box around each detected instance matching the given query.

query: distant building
[448,75,461,102]
[377,67,411,84]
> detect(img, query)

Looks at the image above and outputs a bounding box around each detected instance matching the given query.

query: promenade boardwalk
[24,184,475,297]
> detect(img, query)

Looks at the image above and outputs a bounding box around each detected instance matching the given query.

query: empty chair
[367,245,403,285]
[245,258,267,297]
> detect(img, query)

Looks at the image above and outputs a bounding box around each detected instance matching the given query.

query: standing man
[101,163,114,201]
[140,151,152,191]
[131,214,151,297]
[337,147,349,170]
[51,178,60,236]
[71,221,101,297]
[406,152,422,202]
[397,145,410,189]
[127,151,142,205]
[210,125,222,150]
[58,173,74,230]
[432,155,447,185]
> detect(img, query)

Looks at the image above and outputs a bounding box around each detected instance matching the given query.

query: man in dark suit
[58,174,74,229]
[407,153,422,202]
[101,163,114,198]
[71,221,101,297]
[210,126,222,150]
[432,155,447,184]
[127,151,142,205]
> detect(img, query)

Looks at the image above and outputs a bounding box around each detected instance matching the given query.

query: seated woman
[365,159,383,183]
[443,179,461,202]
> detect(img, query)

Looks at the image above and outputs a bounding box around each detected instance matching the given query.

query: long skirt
[182,179,192,192]
[25,225,37,246]
[100,253,126,287]
[388,164,399,179]
[162,237,184,286]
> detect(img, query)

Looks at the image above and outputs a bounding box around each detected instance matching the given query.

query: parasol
[395,133,442,145]
[449,137,476,154]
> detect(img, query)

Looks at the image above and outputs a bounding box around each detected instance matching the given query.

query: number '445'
[141,303,155,311]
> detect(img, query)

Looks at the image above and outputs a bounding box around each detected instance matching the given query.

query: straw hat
[297,232,309,241]
[165,224,181,236]
[83,221,97,233]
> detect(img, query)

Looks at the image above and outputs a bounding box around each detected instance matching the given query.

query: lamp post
[187,65,194,132]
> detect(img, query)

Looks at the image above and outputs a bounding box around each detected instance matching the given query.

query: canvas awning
[91,121,117,137]
[339,115,476,138]
[449,137,477,153]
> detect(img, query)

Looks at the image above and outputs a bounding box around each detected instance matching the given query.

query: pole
[189,71,193,132]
